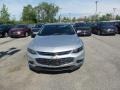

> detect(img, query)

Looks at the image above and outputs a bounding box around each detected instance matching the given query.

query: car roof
[98,21,113,24]
[99,21,120,23]
[16,24,27,26]
[44,23,71,26]
[0,24,12,26]
[109,20,120,22]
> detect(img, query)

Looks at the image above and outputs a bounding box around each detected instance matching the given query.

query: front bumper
[29,64,83,71]
[77,30,91,36]
[27,50,85,71]
[101,30,116,35]
[78,32,91,36]
[10,33,25,37]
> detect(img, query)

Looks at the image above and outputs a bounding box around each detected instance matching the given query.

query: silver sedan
[27,23,85,72]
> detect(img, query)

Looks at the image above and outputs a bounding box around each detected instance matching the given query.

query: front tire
[97,30,101,35]
[0,34,3,38]
[4,32,8,37]
[25,32,29,37]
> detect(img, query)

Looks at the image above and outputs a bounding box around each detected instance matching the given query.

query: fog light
[29,61,34,64]
[76,59,83,63]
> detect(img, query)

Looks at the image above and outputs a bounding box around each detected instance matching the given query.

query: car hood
[28,35,83,52]
[32,27,40,29]
[10,28,25,31]
[32,28,40,32]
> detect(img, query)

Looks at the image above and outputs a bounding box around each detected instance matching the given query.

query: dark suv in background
[73,22,92,36]
[31,24,43,38]
[110,20,120,34]
[0,24,13,38]
[92,22,117,35]
[9,24,31,38]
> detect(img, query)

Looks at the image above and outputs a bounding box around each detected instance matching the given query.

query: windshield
[34,24,43,28]
[74,23,89,27]
[14,25,27,28]
[74,23,90,30]
[38,25,75,36]
[99,22,114,27]
[32,28,40,32]
[0,25,6,28]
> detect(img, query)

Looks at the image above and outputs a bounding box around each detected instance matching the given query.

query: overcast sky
[0,0,120,20]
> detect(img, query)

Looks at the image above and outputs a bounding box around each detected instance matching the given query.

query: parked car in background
[109,20,120,34]
[27,23,85,72]
[73,22,92,36]
[27,24,35,30]
[87,22,96,28]
[9,24,31,38]
[92,21,117,35]
[0,24,13,38]
[31,24,43,38]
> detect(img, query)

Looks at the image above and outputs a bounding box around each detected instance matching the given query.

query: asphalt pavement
[0,35,120,90]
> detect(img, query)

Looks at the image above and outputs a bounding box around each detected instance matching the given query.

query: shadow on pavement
[0,47,21,59]
[29,67,81,75]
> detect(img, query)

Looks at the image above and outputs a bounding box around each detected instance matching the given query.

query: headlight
[103,29,107,31]
[27,48,37,55]
[72,46,83,53]
[77,30,82,33]
[17,31,21,34]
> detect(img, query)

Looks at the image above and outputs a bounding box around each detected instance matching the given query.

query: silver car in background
[27,23,85,72]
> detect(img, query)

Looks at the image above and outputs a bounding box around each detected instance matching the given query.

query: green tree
[61,17,71,22]
[90,15,96,22]
[99,13,112,21]
[21,4,37,23]
[99,15,107,21]
[0,4,10,23]
[116,15,120,20]
[9,15,17,24]
[58,15,62,22]
[35,2,59,23]
[72,17,76,22]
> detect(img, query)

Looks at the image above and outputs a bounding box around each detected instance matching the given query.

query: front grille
[37,50,71,56]
[10,32,17,35]
[13,32,17,34]
[35,66,73,71]
[36,57,74,66]
[82,30,89,33]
